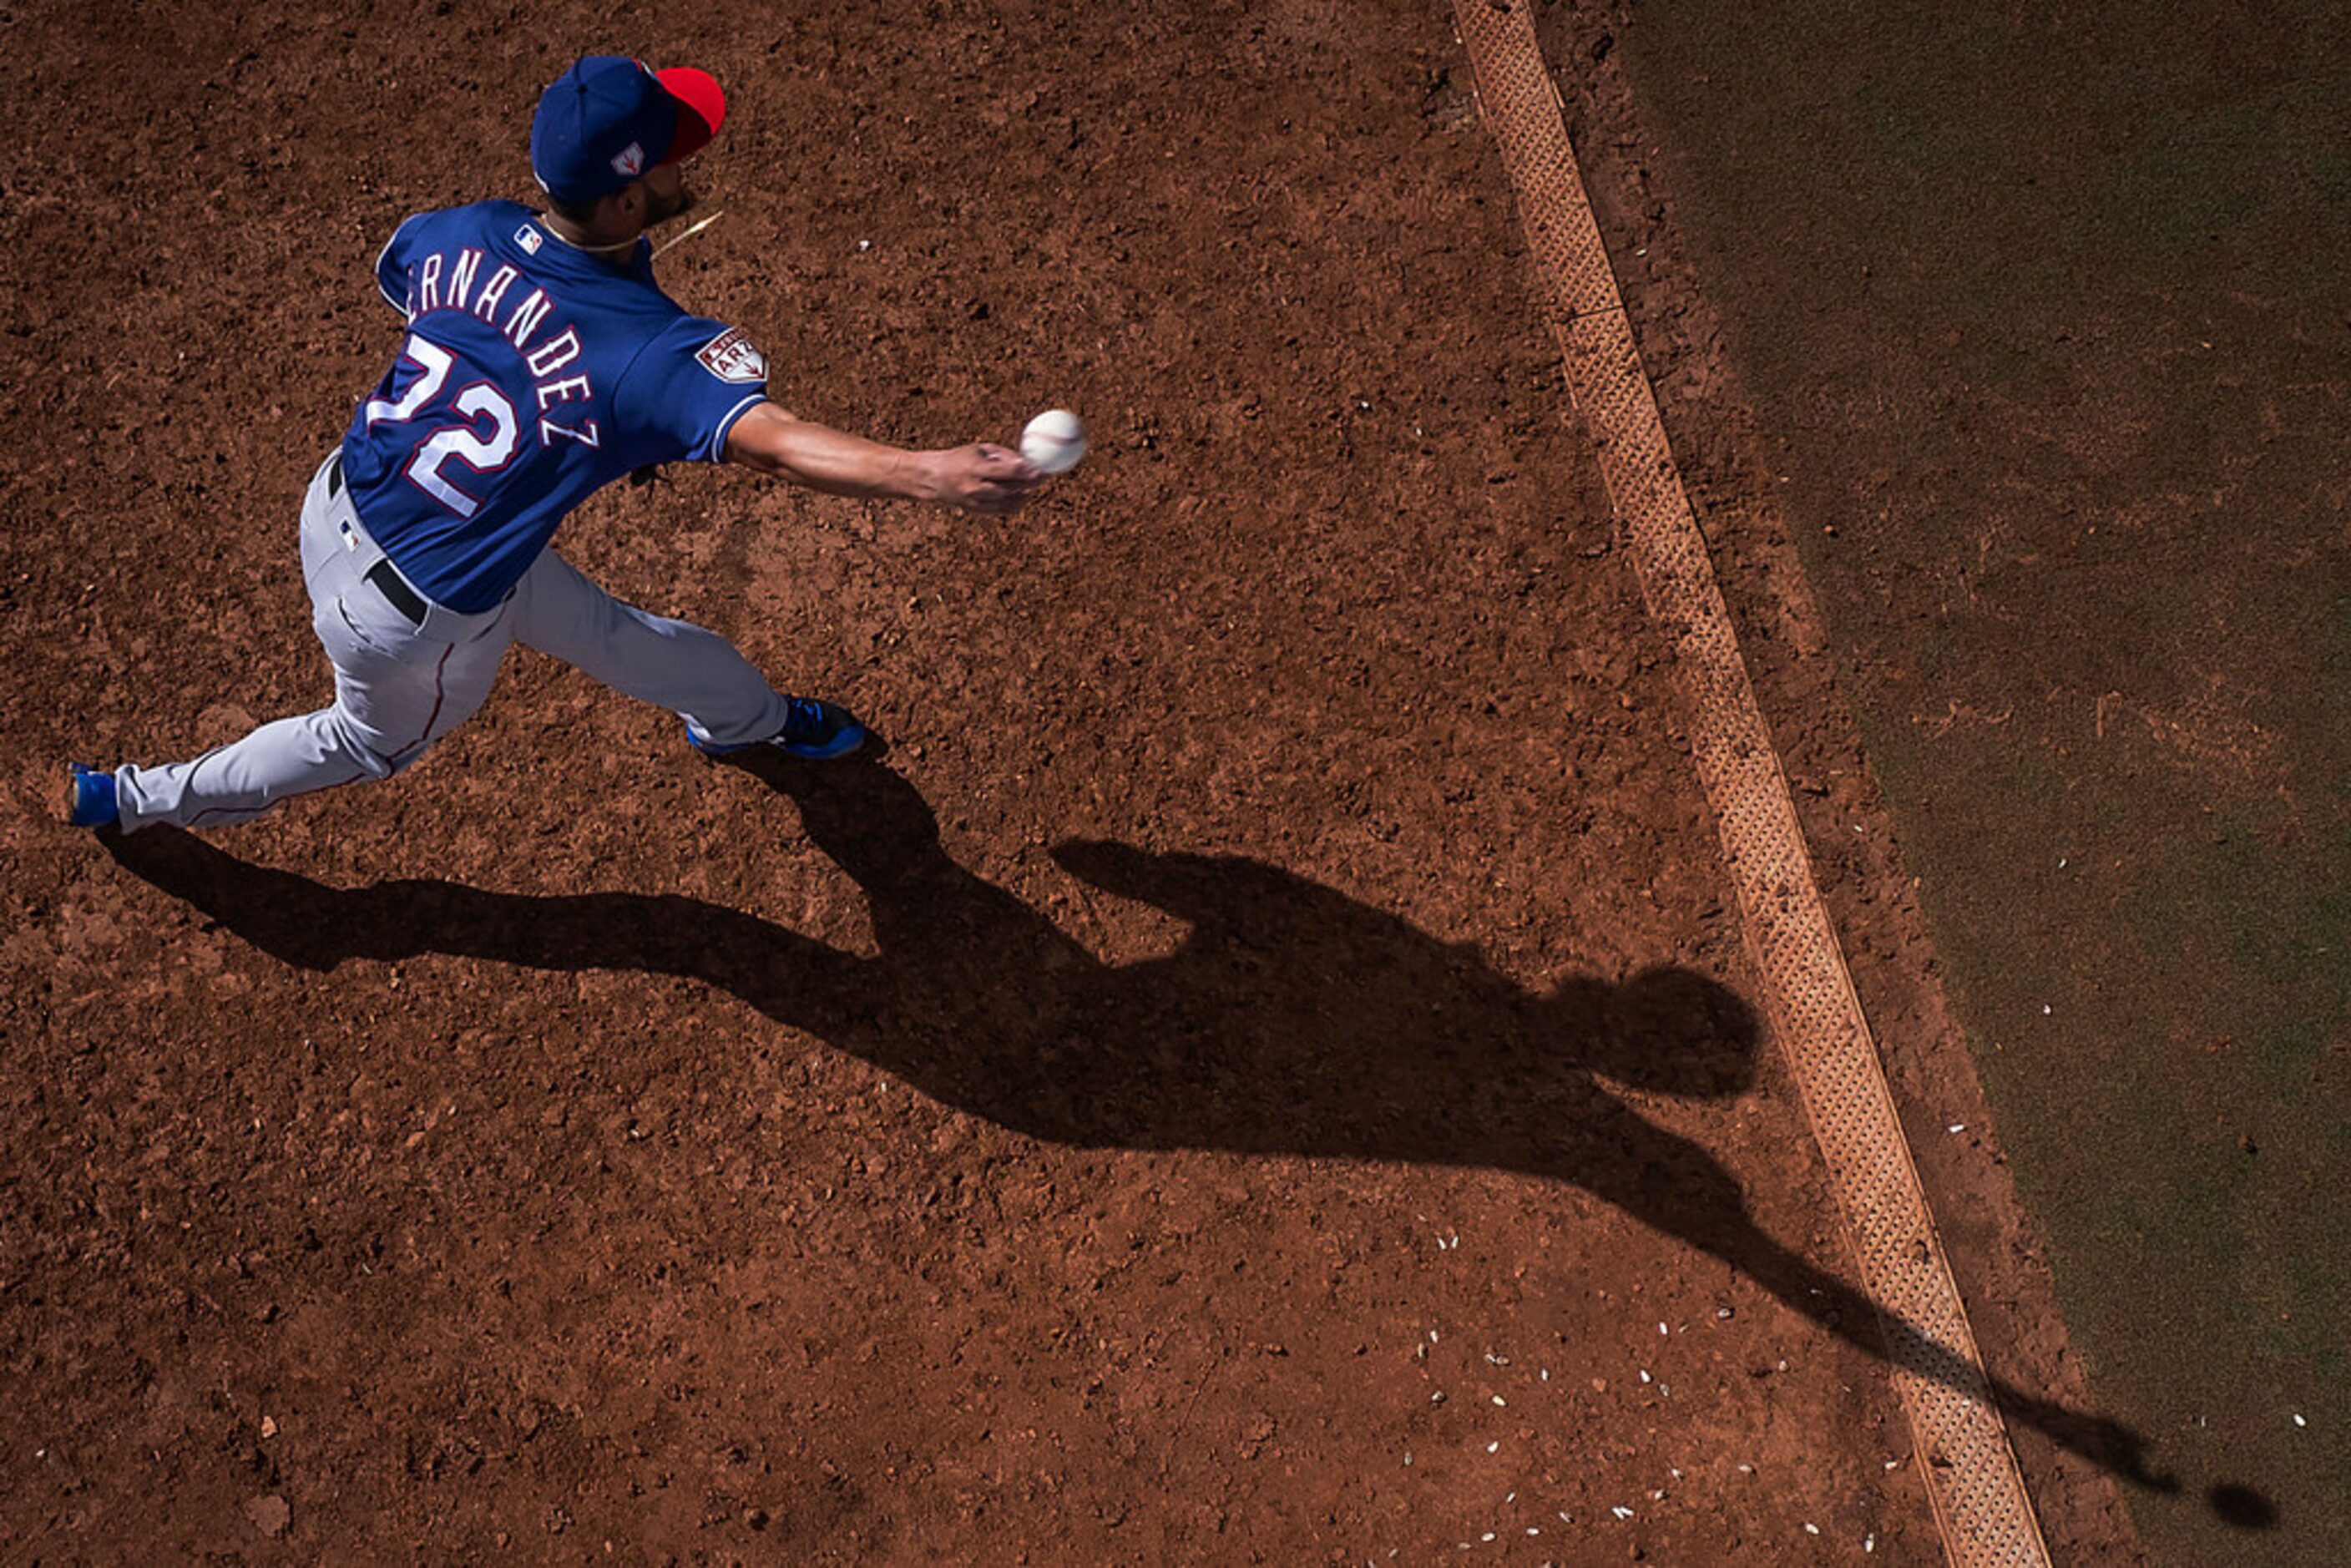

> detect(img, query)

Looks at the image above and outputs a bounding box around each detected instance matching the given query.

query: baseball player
[65,55,1040,833]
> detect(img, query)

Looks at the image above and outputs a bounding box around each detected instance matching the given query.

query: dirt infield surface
[0,1,2180,1560]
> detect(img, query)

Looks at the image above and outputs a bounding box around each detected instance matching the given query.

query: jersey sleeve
[373,213,425,318]
[613,317,772,464]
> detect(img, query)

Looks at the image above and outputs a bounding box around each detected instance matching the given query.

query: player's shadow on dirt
[104,755,2264,1529]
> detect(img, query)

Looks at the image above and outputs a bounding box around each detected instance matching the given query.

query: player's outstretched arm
[722,400,1039,515]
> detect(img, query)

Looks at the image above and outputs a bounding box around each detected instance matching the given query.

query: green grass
[1611,3,2351,1559]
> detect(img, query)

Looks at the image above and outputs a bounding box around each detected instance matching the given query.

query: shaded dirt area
[1582,0,2350,1562]
[0,0,2172,1560]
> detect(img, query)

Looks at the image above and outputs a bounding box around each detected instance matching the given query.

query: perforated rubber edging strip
[1445,5,2050,1563]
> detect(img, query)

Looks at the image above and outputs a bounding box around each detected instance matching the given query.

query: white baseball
[1019,409,1088,476]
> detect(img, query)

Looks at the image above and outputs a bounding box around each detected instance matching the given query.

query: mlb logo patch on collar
[696,327,766,384]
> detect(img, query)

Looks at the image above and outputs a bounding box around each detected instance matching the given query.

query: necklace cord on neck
[538,217,640,255]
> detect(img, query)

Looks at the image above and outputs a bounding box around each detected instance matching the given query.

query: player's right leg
[97,454,512,832]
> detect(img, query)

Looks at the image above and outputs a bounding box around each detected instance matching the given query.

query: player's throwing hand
[931,443,1042,516]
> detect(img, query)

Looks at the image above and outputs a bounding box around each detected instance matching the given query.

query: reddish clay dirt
[0,1,2148,1560]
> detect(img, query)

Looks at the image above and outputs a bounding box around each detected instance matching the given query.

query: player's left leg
[507,549,862,757]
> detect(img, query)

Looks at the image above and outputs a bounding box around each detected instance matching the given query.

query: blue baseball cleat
[686,697,868,761]
[63,763,120,828]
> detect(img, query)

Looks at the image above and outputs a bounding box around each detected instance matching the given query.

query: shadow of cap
[1547,965,1760,1098]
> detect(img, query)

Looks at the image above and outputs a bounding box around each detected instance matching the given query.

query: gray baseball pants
[114,450,795,832]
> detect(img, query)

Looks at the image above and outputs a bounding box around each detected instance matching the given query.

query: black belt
[365,559,428,625]
[328,451,429,626]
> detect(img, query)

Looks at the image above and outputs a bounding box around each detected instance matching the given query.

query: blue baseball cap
[530,56,726,205]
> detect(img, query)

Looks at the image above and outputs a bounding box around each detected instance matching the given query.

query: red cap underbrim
[658,67,726,164]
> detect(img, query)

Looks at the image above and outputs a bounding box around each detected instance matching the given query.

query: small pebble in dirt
[2293,1414,2308,1428]
[1611,1505,1635,1520]
[1865,1533,1878,1553]
[1803,1522,1821,1535]
[1487,1440,1501,1454]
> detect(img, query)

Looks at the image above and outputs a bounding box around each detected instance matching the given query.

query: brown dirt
[0,0,2158,1560]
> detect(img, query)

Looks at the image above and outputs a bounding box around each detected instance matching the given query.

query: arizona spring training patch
[696,326,766,384]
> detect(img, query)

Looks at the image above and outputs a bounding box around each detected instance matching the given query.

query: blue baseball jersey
[341,200,770,612]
